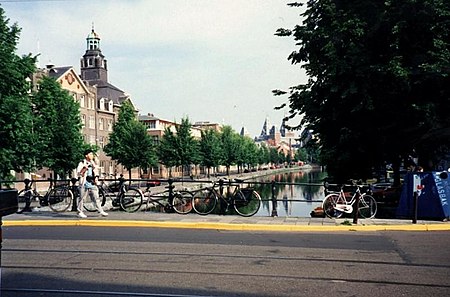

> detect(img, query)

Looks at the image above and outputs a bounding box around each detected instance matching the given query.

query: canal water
[250,168,329,217]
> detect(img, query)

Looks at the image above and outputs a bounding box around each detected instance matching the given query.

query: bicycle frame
[143,185,172,211]
[323,182,377,219]
[143,182,193,214]
[98,177,127,206]
[192,178,262,217]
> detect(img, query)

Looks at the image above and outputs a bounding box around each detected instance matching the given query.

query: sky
[2,0,307,137]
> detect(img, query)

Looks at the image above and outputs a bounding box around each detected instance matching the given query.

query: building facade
[28,27,137,179]
[139,114,209,178]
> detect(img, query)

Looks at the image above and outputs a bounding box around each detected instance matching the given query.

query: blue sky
[2,0,307,137]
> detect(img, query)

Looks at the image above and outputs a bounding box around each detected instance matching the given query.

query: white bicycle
[322,181,377,219]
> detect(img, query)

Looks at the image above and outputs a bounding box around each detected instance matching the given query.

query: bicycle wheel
[193,189,217,215]
[83,188,106,212]
[48,187,73,212]
[233,189,261,217]
[322,194,345,218]
[17,189,41,213]
[358,194,377,219]
[172,190,194,214]
[119,187,143,212]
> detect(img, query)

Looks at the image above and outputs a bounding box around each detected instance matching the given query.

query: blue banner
[397,172,449,220]
[432,172,450,218]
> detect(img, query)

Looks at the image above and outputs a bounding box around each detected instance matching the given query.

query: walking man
[77,149,108,218]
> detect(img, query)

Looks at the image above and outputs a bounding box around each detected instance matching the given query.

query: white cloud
[3,0,306,136]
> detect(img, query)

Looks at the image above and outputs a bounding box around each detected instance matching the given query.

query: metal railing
[4,176,387,222]
[3,176,327,216]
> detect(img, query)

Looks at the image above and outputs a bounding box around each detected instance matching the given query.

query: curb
[4,219,450,232]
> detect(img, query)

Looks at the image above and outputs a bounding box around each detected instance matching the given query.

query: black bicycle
[83,175,143,213]
[142,180,194,214]
[17,178,73,213]
[192,179,261,217]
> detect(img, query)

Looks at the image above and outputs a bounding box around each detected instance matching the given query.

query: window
[152,135,159,145]
[89,134,96,145]
[146,121,156,129]
[90,98,95,110]
[89,116,95,129]
[98,118,104,130]
[98,136,104,148]
[81,114,86,128]
[107,119,113,131]
[108,101,113,112]
[80,95,85,108]
[100,161,105,175]
[99,98,105,110]
[152,166,160,174]
[109,162,114,176]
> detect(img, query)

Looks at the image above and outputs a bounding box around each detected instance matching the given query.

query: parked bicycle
[17,178,73,213]
[142,180,194,214]
[192,179,261,217]
[82,175,143,213]
[322,180,377,219]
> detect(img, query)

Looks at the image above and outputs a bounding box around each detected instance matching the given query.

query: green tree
[269,147,280,165]
[276,1,450,183]
[0,7,37,181]
[295,147,308,163]
[157,127,178,177]
[175,117,199,177]
[258,143,270,166]
[220,126,240,176]
[104,101,156,179]
[157,118,198,178]
[236,136,259,172]
[32,76,84,177]
[245,137,260,169]
[199,129,223,177]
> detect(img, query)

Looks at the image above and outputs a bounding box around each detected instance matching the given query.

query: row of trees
[275,0,450,183]
[106,102,302,179]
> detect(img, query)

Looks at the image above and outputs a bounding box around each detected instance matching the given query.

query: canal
[250,168,328,217]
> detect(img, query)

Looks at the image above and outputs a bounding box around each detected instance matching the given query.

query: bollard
[271,180,278,217]
[412,191,418,224]
[218,179,226,214]
[167,179,174,211]
[411,174,422,224]
[70,178,79,212]
[218,179,224,196]
[352,192,360,224]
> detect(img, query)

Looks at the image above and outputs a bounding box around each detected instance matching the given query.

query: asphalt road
[2,226,450,297]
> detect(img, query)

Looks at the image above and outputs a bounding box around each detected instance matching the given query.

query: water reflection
[251,168,328,217]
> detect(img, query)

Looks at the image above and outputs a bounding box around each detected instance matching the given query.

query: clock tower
[80,25,108,82]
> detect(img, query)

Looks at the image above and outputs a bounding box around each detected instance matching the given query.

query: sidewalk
[4,210,450,232]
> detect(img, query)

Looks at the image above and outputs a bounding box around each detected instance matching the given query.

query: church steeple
[80,24,108,82]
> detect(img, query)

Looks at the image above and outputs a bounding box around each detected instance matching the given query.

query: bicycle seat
[234,178,245,183]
